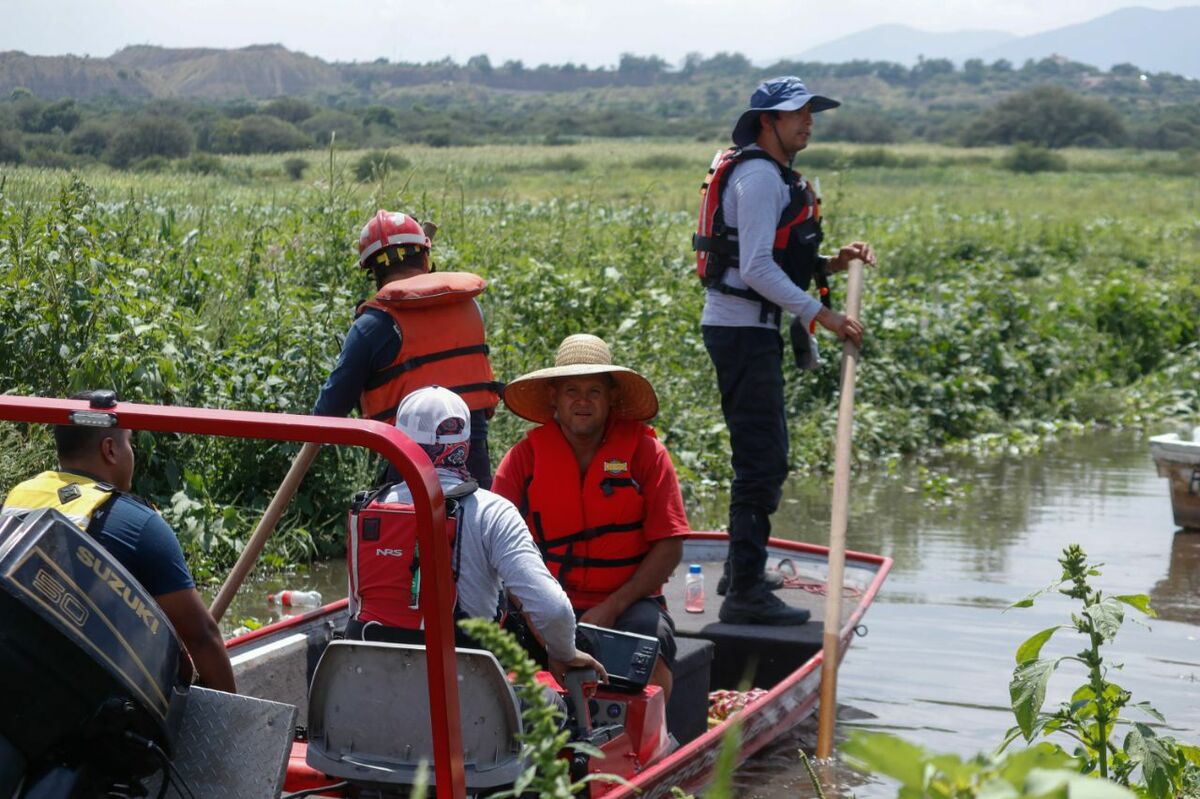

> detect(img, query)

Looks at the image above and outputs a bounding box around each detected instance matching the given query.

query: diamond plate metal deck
[145,687,297,799]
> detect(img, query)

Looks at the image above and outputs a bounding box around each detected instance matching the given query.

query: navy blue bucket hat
[731,76,841,146]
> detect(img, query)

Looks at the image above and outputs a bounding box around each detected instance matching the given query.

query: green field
[2,140,1197,578]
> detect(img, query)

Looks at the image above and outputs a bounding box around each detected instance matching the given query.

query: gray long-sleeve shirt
[380,470,578,661]
[700,146,826,330]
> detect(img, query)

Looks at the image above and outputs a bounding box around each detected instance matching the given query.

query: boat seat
[230,633,311,725]
[305,640,524,791]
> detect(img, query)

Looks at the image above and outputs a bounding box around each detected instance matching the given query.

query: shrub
[352,150,411,182]
[209,115,311,154]
[0,129,21,164]
[1002,143,1067,173]
[106,114,194,168]
[263,97,315,124]
[962,85,1128,149]
[132,155,169,173]
[540,154,587,172]
[178,153,225,175]
[631,153,690,170]
[283,157,310,180]
[68,122,113,157]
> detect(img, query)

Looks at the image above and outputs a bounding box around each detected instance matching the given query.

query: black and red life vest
[693,147,831,325]
[346,481,477,629]
[523,420,655,610]
[357,272,502,425]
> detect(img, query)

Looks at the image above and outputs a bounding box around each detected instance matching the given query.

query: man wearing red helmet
[313,210,502,486]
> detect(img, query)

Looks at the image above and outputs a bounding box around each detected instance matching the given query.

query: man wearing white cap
[345,385,604,684]
[493,335,689,697]
[695,76,876,625]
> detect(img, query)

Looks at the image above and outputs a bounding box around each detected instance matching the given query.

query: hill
[973,6,1200,77]
[795,25,1015,67]
[793,6,1200,77]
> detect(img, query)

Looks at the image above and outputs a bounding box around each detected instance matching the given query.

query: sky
[2,0,1195,67]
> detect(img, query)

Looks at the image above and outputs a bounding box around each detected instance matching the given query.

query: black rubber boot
[716,561,784,596]
[718,582,811,626]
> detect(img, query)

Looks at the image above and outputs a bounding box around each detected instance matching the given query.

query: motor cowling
[0,508,187,792]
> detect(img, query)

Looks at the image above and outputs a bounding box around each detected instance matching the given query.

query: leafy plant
[1003,545,1200,797]
[845,731,1138,799]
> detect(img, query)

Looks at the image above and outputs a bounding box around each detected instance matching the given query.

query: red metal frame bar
[0,395,467,799]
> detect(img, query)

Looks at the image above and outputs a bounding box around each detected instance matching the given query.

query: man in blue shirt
[1,396,236,692]
[313,210,500,487]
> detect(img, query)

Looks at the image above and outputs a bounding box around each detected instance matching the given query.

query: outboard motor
[0,508,187,798]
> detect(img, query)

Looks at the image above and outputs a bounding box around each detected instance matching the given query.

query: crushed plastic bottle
[684,564,705,613]
[266,589,322,607]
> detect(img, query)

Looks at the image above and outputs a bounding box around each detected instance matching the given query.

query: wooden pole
[816,258,865,759]
[209,442,321,622]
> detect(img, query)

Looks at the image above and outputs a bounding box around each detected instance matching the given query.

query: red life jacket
[357,272,502,424]
[346,482,477,629]
[524,420,654,610]
[692,147,830,325]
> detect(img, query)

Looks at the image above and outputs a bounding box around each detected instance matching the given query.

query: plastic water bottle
[684,564,705,613]
[266,589,322,607]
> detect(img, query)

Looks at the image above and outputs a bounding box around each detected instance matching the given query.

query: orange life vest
[357,272,502,424]
[524,420,653,610]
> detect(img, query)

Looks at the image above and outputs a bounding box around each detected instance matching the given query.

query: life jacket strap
[364,344,492,391]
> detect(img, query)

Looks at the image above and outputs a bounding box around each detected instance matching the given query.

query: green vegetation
[1003,546,1200,796]
[2,51,1198,172]
[845,546,1200,799]
[0,139,1197,576]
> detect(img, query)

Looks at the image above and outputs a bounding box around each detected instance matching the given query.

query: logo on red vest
[602,459,629,474]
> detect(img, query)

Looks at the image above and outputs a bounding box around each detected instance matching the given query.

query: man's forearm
[602,538,684,617]
[189,634,237,693]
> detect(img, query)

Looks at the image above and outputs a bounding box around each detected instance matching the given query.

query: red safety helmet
[357,210,432,269]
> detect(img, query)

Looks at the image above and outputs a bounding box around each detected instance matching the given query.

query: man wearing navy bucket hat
[693,76,876,625]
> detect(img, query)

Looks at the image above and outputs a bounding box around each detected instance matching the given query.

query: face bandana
[420,417,471,482]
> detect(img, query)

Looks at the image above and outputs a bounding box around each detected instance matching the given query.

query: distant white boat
[1149,428,1200,531]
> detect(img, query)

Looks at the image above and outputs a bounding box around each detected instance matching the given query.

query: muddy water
[214,429,1200,797]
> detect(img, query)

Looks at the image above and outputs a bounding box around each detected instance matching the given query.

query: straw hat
[503,334,659,425]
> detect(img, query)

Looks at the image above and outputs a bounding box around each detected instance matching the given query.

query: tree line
[0,53,1196,172]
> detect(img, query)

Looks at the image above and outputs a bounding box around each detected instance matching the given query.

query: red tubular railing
[0,396,467,799]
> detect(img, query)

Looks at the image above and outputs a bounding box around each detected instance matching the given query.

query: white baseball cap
[394,386,471,445]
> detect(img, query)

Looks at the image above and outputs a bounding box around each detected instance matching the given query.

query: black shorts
[581,596,677,672]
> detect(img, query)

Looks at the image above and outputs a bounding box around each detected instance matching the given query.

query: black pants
[703,325,789,593]
[467,409,493,490]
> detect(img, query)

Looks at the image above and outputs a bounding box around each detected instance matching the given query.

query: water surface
[215,428,1200,796]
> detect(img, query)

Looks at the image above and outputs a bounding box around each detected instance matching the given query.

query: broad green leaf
[1179,744,1200,767]
[1011,658,1061,738]
[1082,597,1125,642]
[1024,769,1137,799]
[1128,701,1165,723]
[1114,594,1157,619]
[843,732,929,789]
[1016,626,1064,664]
[1124,723,1176,799]
[976,777,1020,799]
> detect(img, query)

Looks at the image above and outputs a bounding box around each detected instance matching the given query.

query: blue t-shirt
[89,495,195,597]
[312,308,401,418]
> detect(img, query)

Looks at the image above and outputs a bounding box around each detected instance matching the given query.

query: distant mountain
[973,6,1200,77]
[0,44,340,101]
[791,6,1200,77]
[794,25,1016,66]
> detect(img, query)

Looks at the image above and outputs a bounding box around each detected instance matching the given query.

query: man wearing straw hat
[493,334,689,697]
[698,76,876,625]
